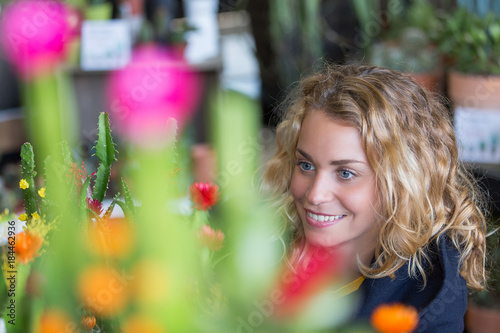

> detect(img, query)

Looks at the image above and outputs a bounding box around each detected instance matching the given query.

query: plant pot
[408,71,443,93]
[465,302,500,333]
[447,71,500,110]
[448,71,500,164]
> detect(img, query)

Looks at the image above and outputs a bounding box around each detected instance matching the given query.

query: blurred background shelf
[0,108,25,155]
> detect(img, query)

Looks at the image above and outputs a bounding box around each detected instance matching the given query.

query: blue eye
[339,169,354,179]
[298,161,314,172]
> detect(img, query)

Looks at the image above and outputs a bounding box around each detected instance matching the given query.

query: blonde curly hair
[262,64,487,290]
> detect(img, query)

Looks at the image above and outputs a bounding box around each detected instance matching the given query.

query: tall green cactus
[79,176,92,221]
[92,112,116,202]
[20,143,38,217]
[115,178,136,220]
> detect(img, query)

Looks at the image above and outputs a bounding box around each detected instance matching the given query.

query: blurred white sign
[80,20,132,71]
[454,106,500,164]
[183,0,220,64]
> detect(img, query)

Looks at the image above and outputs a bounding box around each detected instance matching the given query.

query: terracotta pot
[447,71,500,109]
[465,302,500,333]
[408,71,443,93]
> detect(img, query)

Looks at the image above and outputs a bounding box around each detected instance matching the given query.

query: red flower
[87,198,103,216]
[197,225,224,251]
[273,245,343,318]
[190,182,219,211]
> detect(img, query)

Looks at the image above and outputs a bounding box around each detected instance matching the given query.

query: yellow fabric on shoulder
[333,276,365,298]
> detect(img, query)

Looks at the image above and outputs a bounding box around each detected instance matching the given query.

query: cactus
[20,143,38,217]
[79,177,91,222]
[121,178,135,218]
[92,113,116,203]
[102,197,117,222]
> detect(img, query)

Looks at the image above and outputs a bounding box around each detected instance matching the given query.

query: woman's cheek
[290,168,307,201]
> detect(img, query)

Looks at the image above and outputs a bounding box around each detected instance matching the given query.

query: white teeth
[307,211,343,222]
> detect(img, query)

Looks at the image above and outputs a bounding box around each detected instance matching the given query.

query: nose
[305,172,335,206]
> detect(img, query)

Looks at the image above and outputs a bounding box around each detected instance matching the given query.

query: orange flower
[189,182,219,210]
[371,303,419,333]
[14,231,43,264]
[39,309,75,333]
[77,265,130,317]
[121,314,163,333]
[80,315,96,331]
[198,225,224,250]
[88,218,135,258]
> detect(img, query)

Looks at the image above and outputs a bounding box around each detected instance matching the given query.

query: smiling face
[290,110,381,263]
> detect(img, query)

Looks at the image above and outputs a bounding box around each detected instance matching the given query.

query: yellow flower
[19,213,28,221]
[19,179,29,190]
[38,187,46,198]
[32,212,40,220]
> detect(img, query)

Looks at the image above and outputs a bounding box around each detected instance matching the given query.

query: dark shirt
[354,238,467,332]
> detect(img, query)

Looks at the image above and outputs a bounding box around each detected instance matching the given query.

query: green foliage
[92,112,117,202]
[60,141,77,197]
[102,196,116,221]
[269,0,323,87]
[114,179,136,220]
[470,199,500,309]
[42,142,80,219]
[20,143,39,217]
[354,0,442,73]
[388,0,441,41]
[369,27,439,73]
[79,177,91,221]
[438,7,500,74]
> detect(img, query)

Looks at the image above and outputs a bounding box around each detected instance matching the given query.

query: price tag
[454,106,500,164]
[80,19,132,71]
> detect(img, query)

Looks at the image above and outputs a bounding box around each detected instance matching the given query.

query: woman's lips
[305,210,345,228]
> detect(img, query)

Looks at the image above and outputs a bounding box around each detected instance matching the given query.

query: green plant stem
[20,143,38,217]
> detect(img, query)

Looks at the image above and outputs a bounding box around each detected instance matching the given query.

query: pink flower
[0,0,73,78]
[87,198,103,216]
[198,225,224,251]
[190,182,219,211]
[107,44,203,146]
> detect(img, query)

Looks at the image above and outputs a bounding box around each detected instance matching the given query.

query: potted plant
[437,2,500,164]
[465,213,500,333]
[369,26,441,91]
[353,0,443,91]
[438,3,500,330]
[439,4,500,110]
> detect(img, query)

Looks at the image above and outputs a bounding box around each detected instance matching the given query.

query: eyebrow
[296,148,365,166]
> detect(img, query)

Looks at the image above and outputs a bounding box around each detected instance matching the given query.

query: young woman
[262,64,487,331]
